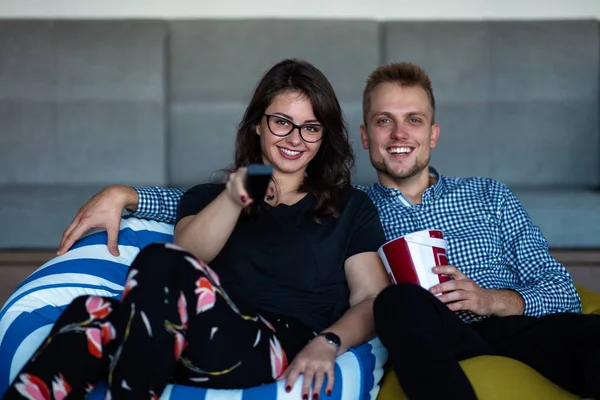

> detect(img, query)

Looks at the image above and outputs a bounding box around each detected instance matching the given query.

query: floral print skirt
[2,243,315,400]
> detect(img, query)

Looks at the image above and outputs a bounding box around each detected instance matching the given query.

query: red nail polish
[303,395,308,400]
[285,386,291,393]
[326,390,332,396]
[313,394,319,400]
[240,195,247,202]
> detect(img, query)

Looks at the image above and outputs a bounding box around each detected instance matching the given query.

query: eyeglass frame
[262,114,325,143]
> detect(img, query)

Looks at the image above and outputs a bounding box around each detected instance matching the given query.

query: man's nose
[390,125,409,140]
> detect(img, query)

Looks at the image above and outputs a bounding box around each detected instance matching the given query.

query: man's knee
[373,284,443,341]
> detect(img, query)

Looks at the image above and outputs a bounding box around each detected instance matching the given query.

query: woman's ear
[255,123,261,136]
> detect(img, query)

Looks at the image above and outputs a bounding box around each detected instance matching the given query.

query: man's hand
[429,265,525,317]
[278,336,337,399]
[57,185,138,257]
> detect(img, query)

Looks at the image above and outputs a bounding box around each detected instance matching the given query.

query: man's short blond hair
[362,62,436,125]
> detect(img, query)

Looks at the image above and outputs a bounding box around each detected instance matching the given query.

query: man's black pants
[374,284,600,399]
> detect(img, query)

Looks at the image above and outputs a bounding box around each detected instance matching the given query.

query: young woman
[3,59,389,400]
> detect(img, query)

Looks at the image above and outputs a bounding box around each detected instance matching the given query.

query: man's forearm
[490,289,525,317]
[120,186,140,212]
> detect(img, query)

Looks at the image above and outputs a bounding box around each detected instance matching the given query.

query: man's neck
[378,167,433,205]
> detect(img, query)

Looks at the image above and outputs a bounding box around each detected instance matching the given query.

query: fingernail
[313,394,319,400]
[285,386,291,393]
[326,390,332,396]
[240,195,247,202]
[303,395,308,400]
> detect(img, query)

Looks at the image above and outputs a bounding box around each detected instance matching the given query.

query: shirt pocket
[446,213,503,266]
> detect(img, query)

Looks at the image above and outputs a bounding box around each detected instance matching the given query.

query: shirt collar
[422,167,447,204]
[373,166,447,206]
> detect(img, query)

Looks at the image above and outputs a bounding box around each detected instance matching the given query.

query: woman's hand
[278,337,337,399]
[57,185,137,256]
[225,167,254,208]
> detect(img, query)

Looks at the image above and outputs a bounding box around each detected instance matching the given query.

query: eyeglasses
[263,114,324,143]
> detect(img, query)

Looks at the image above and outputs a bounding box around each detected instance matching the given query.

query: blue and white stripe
[0,217,387,399]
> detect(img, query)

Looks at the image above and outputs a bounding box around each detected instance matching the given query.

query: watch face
[323,332,341,346]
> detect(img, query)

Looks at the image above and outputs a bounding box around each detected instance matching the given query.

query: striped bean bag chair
[0,217,388,400]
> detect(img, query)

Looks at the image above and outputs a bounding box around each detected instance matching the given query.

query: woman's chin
[269,156,305,173]
[272,162,307,175]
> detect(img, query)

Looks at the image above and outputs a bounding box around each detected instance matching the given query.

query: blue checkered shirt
[132,171,582,324]
[132,186,186,224]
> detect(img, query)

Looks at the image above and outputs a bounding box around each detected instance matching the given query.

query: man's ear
[430,124,440,149]
[360,124,369,150]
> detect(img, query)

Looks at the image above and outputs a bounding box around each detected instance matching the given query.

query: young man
[57,63,598,399]
[356,63,595,399]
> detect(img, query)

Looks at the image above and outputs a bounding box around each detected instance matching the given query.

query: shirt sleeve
[130,186,186,224]
[499,185,582,317]
[345,191,387,260]
[176,184,224,225]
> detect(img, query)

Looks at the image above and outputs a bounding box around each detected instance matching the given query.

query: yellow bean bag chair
[377,285,600,400]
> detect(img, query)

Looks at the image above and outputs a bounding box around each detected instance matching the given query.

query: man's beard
[372,156,429,183]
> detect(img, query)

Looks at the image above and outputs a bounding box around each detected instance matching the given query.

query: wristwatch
[316,332,341,354]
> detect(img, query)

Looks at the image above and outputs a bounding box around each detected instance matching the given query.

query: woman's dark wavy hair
[233,58,355,222]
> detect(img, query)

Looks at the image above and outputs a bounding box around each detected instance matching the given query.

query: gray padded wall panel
[514,189,600,248]
[169,20,380,103]
[168,104,241,187]
[54,22,166,102]
[488,21,599,186]
[0,185,108,248]
[0,102,58,183]
[489,102,598,186]
[0,21,56,100]
[0,20,168,186]
[431,103,493,178]
[55,102,166,183]
[489,21,599,102]
[168,20,381,186]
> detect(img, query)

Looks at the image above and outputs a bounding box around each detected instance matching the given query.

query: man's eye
[378,119,390,124]
[409,118,421,124]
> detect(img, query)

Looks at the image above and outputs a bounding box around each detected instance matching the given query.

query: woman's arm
[174,168,253,263]
[175,191,244,263]
[280,251,390,397]
[318,251,390,352]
